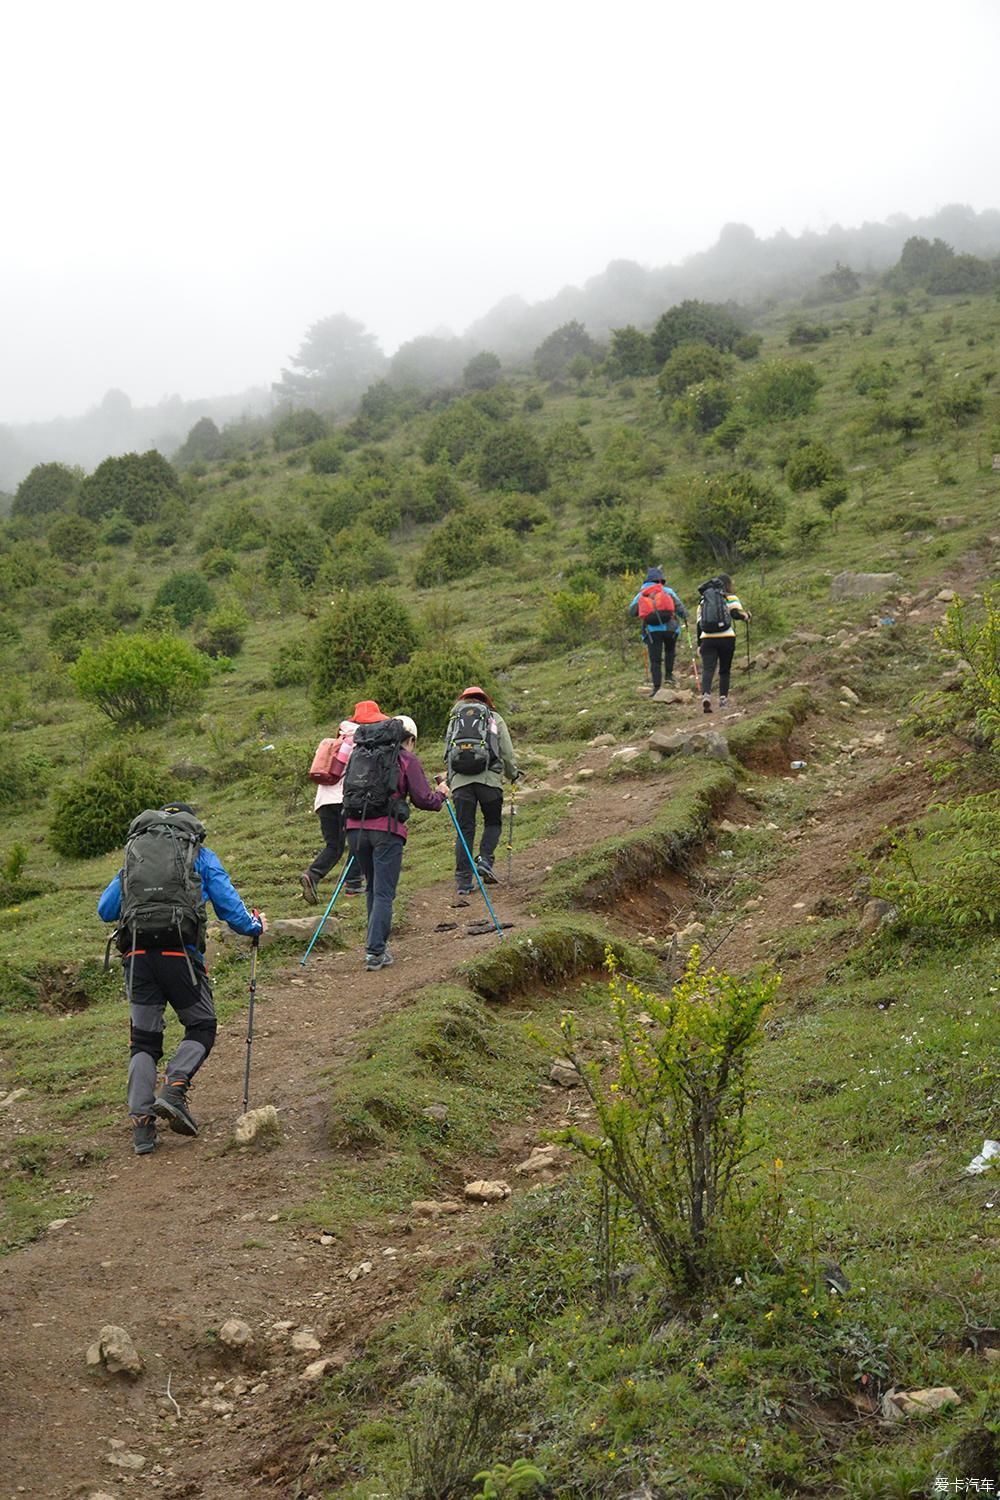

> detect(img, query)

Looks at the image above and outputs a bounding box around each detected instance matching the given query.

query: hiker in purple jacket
[345,715,450,971]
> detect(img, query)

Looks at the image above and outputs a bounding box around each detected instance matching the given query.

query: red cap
[352,700,388,724]
[457,685,495,709]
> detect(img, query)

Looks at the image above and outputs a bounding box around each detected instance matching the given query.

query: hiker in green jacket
[444,686,519,900]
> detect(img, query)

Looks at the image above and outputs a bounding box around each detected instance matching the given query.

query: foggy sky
[2,0,998,423]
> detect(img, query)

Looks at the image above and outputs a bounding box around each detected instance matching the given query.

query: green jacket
[445,706,519,792]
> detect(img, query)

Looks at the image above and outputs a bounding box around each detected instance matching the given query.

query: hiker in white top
[695,573,750,713]
[300,700,388,903]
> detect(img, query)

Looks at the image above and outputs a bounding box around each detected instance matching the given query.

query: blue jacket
[629,585,687,636]
[98,846,262,947]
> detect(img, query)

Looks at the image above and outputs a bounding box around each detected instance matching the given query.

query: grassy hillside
[1,267,999,1497]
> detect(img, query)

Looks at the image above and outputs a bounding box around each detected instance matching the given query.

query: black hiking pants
[307,806,364,891]
[347,828,404,958]
[453,783,504,890]
[125,950,217,1118]
[645,630,678,693]
[699,636,736,698]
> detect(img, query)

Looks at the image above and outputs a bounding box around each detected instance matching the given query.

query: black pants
[125,950,217,1116]
[347,828,404,956]
[308,806,363,890]
[453,783,504,889]
[645,631,678,692]
[700,636,736,698]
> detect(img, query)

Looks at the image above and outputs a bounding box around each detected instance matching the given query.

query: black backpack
[118,808,206,954]
[445,702,498,777]
[341,719,408,823]
[699,579,732,634]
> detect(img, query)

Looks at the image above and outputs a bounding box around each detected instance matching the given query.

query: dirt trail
[0,692,924,1499]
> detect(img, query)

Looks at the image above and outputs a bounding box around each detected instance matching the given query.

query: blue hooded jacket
[98,845,262,957]
[629,569,687,637]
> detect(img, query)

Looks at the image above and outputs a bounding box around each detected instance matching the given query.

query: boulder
[648,727,730,761]
[839,685,860,705]
[651,687,690,704]
[290,1330,321,1354]
[575,767,595,781]
[218,1318,254,1352]
[234,1105,280,1146]
[859,899,895,936]
[411,1199,463,1217]
[936,587,956,603]
[464,1180,511,1203]
[86,1325,144,1380]
[301,1356,341,1382]
[830,571,902,600]
[588,733,616,748]
[880,1386,961,1423]
[611,746,642,763]
[515,1146,560,1175]
[549,1058,581,1088]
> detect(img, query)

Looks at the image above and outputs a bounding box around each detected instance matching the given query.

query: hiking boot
[344,879,365,896]
[300,871,318,905]
[702,695,713,714]
[475,858,498,886]
[131,1115,158,1155]
[152,1078,198,1137]
[665,675,676,687]
[719,695,729,708]
[365,948,395,971]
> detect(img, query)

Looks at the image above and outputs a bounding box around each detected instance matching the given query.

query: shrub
[675,472,786,568]
[0,751,52,809]
[556,951,779,1291]
[784,441,844,492]
[876,793,1000,941]
[421,400,495,466]
[368,647,495,740]
[47,512,97,561]
[271,634,312,688]
[200,546,237,578]
[540,588,602,644]
[153,570,215,627]
[852,359,896,395]
[606,324,654,378]
[273,407,326,452]
[650,300,746,366]
[938,589,1000,760]
[264,525,326,586]
[742,359,821,422]
[657,340,730,399]
[12,462,81,518]
[78,451,181,523]
[196,603,248,658]
[100,512,134,546]
[308,437,348,474]
[310,588,420,710]
[672,379,732,433]
[497,494,547,533]
[533,320,598,380]
[463,351,502,389]
[414,517,514,587]
[476,424,548,494]
[72,633,210,725]
[48,603,114,662]
[174,417,222,467]
[542,421,593,477]
[323,526,399,587]
[733,332,763,361]
[585,506,652,575]
[49,748,172,859]
[0,542,41,597]
[200,500,270,552]
[819,481,849,522]
[788,319,831,345]
[936,378,984,426]
[522,391,543,413]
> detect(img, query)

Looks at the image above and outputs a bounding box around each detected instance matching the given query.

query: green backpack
[118,808,207,955]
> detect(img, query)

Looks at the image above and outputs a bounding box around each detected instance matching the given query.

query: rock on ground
[86,1325,144,1379]
[649,727,730,760]
[549,1058,581,1088]
[858,899,895,936]
[411,1199,463,1216]
[218,1317,254,1351]
[234,1104,280,1145]
[831,571,902,600]
[463,1180,511,1202]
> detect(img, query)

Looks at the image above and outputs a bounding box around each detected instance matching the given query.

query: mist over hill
[2,202,999,493]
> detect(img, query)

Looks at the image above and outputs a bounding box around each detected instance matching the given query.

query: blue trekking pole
[300,856,356,966]
[444,799,505,941]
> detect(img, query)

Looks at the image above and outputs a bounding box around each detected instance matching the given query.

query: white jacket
[313,719,359,811]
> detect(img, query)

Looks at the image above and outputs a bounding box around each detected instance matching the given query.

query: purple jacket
[345,747,447,840]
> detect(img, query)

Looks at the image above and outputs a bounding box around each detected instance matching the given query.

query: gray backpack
[118,808,207,955]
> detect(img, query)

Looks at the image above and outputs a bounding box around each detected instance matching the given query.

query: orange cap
[352,700,388,724]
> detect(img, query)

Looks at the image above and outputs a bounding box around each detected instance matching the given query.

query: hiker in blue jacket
[98,802,265,1153]
[629,566,688,694]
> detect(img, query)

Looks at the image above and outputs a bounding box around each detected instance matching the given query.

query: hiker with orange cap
[444,686,519,901]
[301,700,387,906]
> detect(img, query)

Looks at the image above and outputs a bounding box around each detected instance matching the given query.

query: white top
[313,719,359,810]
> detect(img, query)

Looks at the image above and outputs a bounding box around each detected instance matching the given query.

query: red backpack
[637,583,676,626]
[309,735,353,785]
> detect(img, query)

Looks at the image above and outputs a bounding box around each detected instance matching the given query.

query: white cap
[395,714,418,740]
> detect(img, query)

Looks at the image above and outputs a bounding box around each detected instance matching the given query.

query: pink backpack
[309,735,353,785]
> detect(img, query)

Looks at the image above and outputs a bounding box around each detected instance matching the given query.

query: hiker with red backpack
[696,573,751,713]
[300,699,388,906]
[97,802,265,1154]
[629,567,688,694]
[444,686,520,901]
[342,714,451,971]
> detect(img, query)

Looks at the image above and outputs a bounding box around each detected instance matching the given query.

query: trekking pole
[300,856,355,966]
[242,916,260,1115]
[743,619,755,672]
[685,624,702,695]
[444,798,505,941]
[506,780,516,886]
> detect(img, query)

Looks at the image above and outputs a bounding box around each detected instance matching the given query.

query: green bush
[264,525,326,586]
[174,416,222,468]
[585,505,652,575]
[876,792,1000,941]
[49,748,172,859]
[48,603,114,662]
[463,351,502,389]
[271,634,312,688]
[852,359,897,395]
[650,300,746,366]
[606,324,654,378]
[788,319,831,345]
[476,424,548,493]
[12,462,81,519]
[657,340,730,399]
[784,441,844,492]
[421,400,495,466]
[99,512,134,546]
[308,437,348,474]
[72,633,210,725]
[310,587,420,710]
[542,422,593,477]
[675,472,786,568]
[323,526,399,587]
[0,751,52,809]
[200,546,237,578]
[368,646,495,741]
[47,512,96,561]
[199,500,270,552]
[153,570,215,627]
[742,360,821,422]
[196,603,248,658]
[672,379,732,433]
[497,494,547,533]
[414,517,515,587]
[539,588,602,644]
[733,332,763,360]
[533,320,598,380]
[273,407,327,452]
[78,451,181,523]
